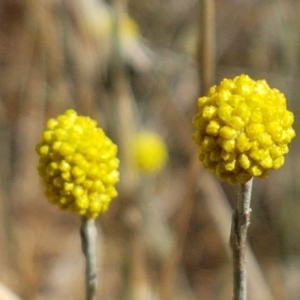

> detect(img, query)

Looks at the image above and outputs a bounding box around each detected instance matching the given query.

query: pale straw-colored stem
[0,282,23,300]
[80,217,98,300]
[230,178,253,300]
[198,0,216,95]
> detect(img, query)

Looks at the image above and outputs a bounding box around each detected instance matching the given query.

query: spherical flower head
[133,131,168,173]
[36,109,120,218]
[192,74,296,184]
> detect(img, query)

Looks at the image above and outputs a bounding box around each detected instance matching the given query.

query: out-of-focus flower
[36,109,119,219]
[192,74,296,184]
[79,0,151,72]
[133,131,168,173]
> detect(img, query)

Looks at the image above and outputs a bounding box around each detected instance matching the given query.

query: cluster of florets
[192,74,296,184]
[36,109,119,218]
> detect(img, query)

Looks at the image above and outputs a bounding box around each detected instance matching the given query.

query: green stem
[230,178,253,300]
[80,217,98,300]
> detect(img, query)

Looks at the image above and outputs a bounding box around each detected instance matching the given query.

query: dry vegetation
[0,0,299,299]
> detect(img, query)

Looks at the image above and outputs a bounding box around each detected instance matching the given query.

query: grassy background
[0,0,299,299]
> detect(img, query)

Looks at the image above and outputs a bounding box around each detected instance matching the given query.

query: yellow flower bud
[132,131,168,173]
[192,74,296,184]
[36,109,120,218]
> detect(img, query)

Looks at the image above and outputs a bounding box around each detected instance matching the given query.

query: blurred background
[0,0,299,299]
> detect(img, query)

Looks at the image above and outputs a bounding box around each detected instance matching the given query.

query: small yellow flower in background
[133,131,168,173]
[85,7,139,46]
[36,109,119,219]
[192,74,296,184]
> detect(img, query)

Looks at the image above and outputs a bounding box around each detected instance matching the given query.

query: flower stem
[198,0,216,95]
[230,178,253,300]
[80,217,98,300]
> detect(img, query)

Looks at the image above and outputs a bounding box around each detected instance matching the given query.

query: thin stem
[80,217,98,300]
[230,178,253,300]
[198,0,216,95]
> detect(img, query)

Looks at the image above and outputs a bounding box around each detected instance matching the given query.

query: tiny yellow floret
[192,74,296,184]
[36,109,120,218]
[132,131,168,173]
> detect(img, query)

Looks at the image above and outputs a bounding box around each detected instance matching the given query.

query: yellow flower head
[192,74,296,184]
[133,131,168,173]
[36,109,120,218]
